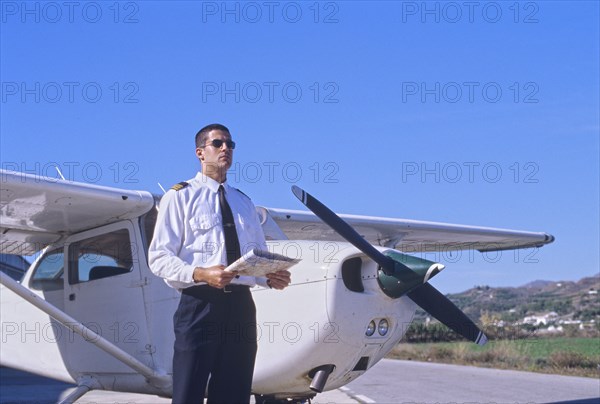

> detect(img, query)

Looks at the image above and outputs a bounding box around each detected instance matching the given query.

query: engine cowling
[377,251,445,298]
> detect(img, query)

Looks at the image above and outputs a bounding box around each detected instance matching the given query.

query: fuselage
[0,208,416,399]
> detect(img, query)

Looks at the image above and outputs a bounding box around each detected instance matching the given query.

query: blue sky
[1,1,598,292]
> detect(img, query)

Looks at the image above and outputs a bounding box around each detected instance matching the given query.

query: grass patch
[387,337,600,378]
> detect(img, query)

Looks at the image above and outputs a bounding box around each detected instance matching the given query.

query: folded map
[224,248,301,277]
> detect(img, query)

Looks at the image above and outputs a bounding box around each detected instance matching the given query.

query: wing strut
[0,272,171,391]
[58,376,99,404]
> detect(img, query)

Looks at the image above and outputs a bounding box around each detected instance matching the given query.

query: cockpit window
[68,229,133,284]
[29,249,64,291]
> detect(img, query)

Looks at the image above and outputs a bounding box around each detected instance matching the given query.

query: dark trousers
[172,285,257,404]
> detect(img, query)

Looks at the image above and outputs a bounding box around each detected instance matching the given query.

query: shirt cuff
[232,275,257,287]
[254,277,270,289]
[184,264,200,284]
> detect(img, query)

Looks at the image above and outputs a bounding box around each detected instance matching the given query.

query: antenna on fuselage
[55,166,66,180]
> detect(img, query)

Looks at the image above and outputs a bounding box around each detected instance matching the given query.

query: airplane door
[63,220,154,375]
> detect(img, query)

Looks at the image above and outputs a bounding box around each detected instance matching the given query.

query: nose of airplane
[291,185,488,346]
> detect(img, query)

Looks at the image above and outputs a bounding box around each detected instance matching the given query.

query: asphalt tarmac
[1,359,598,403]
[0,366,355,404]
[343,359,600,404]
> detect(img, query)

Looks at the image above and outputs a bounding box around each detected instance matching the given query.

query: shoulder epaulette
[233,187,249,199]
[171,181,189,191]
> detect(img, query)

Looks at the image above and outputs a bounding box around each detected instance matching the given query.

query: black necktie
[218,185,241,265]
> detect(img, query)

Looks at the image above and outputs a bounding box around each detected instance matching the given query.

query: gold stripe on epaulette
[171,181,189,191]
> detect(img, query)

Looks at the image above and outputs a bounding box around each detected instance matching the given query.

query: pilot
[148,123,291,404]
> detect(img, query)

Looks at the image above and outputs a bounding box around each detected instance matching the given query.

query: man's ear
[196,147,203,160]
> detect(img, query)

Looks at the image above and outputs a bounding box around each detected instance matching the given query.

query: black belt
[182,284,250,296]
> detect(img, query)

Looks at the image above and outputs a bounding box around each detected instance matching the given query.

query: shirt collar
[195,171,231,193]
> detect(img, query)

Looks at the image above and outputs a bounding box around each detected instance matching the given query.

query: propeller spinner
[291,185,488,346]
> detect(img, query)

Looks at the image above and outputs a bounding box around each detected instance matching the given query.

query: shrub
[426,346,453,361]
[549,351,597,369]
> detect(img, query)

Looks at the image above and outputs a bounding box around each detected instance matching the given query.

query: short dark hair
[195,123,231,148]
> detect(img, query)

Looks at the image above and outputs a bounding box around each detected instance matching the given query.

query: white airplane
[0,168,554,403]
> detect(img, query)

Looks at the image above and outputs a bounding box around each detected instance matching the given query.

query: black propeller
[291,185,399,276]
[408,283,487,345]
[291,185,488,346]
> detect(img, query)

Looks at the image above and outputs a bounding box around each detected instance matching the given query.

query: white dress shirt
[148,172,269,290]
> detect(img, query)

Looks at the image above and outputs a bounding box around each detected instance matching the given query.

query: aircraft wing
[0,168,554,255]
[258,207,554,252]
[0,170,155,255]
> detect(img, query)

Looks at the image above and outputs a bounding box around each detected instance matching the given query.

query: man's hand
[193,265,235,288]
[266,270,291,290]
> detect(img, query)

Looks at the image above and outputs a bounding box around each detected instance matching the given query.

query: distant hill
[522,280,554,289]
[415,275,600,324]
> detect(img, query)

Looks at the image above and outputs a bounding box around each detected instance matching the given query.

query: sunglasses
[203,139,236,149]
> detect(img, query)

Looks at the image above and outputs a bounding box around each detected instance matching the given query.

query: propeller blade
[291,185,399,275]
[408,283,488,345]
[291,185,488,345]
